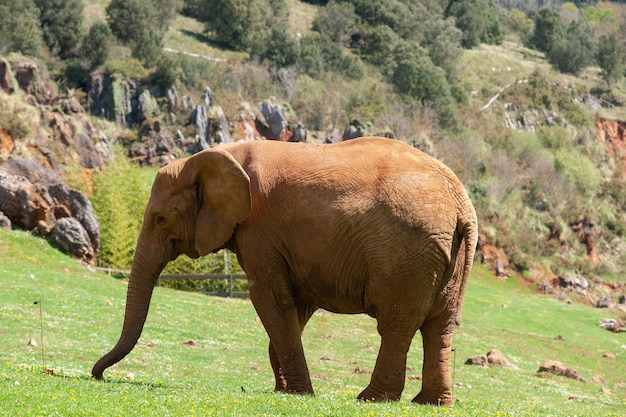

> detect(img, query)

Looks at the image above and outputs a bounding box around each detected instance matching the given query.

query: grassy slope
[1,228,625,416]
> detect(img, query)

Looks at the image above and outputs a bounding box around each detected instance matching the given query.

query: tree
[547,22,594,75]
[0,0,46,57]
[131,28,165,68]
[530,7,564,53]
[361,25,401,76]
[422,17,463,81]
[391,42,458,129]
[261,28,300,71]
[80,22,112,69]
[106,0,154,45]
[312,0,358,44]
[596,33,624,87]
[201,0,281,53]
[34,0,83,57]
[506,8,533,44]
[446,0,503,48]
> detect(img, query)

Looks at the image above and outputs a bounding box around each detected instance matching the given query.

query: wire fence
[94,267,249,298]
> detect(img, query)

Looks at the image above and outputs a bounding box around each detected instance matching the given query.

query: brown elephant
[91,137,478,405]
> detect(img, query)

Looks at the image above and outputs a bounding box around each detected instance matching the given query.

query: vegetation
[1,0,626,344]
[1,227,624,415]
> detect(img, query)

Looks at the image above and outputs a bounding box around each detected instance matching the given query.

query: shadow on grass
[42,368,171,389]
[180,29,233,51]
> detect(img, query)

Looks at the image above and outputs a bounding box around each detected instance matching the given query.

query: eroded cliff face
[595,118,626,173]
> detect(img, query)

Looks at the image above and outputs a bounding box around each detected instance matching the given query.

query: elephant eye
[155,215,167,226]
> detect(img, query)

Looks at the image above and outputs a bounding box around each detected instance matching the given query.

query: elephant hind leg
[412,313,455,406]
[357,314,424,402]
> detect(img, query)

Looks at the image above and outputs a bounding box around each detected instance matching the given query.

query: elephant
[91,137,478,405]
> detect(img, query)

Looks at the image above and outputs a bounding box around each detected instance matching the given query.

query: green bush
[92,148,151,269]
[80,21,112,69]
[312,0,358,44]
[0,110,31,139]
[35,0,84,57]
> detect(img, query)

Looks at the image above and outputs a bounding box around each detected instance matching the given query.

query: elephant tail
[453,207,478,326]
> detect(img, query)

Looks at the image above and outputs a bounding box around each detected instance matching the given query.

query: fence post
[224,249,232,298]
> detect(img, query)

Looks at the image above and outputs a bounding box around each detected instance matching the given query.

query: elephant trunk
[92,242,166,379]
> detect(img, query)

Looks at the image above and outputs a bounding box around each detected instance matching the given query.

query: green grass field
[1,227,625,416]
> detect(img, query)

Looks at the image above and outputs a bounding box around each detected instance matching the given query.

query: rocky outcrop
[129,121,180,166]
[0,58,16,94]
[596,118,626,174]
[0,158,100,264]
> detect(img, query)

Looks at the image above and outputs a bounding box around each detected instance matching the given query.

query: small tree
[261,28,300,71]
[446,0,503,48]
[0,0,46,57]
[547,22,594,75]
[131,27,165,67]
[202,0,274,53]
[80,22,112,69]
[596,33,624,87]
[106,0,153,45]
[423,17,464,81]
[361,25,400,77]
[34,0,84,57]
[391,42,458,129]
[312,0,358,44]
[530,7,564,53]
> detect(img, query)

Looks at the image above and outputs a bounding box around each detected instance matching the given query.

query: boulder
[538,360,585,382]
[596,294,614,309]
[257,99,289,140]
[558,271,589,294]
[599,318,625,332]
[128,122,179,166]
[0,171,53,231]
[0,59,16,94]
[487,349,519,370]
[0,160,100,263]
[464,355,488,367]
[50,217,95,263]
[48,184,100,253]
[137,89,161,123]
[166,87,179,112]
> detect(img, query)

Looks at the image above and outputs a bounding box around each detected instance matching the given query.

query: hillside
[1,0,626,353]
[0,227,625,416]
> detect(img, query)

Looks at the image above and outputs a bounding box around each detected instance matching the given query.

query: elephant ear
[186,148,251,256]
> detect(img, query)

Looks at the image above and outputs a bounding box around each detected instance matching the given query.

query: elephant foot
[357,385,401,402]
[412,390,453,406]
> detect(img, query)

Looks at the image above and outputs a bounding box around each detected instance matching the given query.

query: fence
[95,267,249,298]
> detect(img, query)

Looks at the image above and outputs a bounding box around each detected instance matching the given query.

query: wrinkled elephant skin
[91,137,478,406]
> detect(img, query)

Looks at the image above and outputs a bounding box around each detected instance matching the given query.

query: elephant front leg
[252,296,314,395]
[269,342,287,391]
[412,316,455,406]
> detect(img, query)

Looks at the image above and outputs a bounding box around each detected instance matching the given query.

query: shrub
[547,22,594,75]
[0,110,31,139]
[34,0,84,57]
[391,43,458,129]
[360,25,400,77]
[92,147,151,269]
[446,0,504,48]
[260,28,300,71]
[529,7,564,53]
[80,21,112,69]
[0,0,46,57]
[312,0,358,44]
[152,55,181,88]
[596,33,623,87]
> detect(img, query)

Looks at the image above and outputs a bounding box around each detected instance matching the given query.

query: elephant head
[91,148,251,379]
